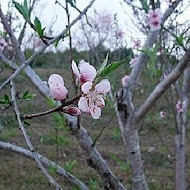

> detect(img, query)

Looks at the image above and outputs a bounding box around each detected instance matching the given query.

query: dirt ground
[0,68,190,190]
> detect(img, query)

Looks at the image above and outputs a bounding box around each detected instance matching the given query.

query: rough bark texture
[124,128,148,190]
[115,1,183,190]
[68,117,127,190]
[175,67,190,190]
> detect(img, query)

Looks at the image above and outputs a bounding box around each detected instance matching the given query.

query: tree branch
[0,0,96,91]
[10,79,63,190]
[0,141,89,190]
[135,48,190,123]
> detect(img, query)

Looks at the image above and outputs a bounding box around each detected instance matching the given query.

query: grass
[0,67,190,190]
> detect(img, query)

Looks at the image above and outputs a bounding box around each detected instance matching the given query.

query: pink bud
[121,75,130,87]
[63,107,81,116]
[160,111,166,118]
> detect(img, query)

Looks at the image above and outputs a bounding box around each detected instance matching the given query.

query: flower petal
[48,74,64,86]
[72,60,80,78]
[81,81,93,94]
[50,84,68,101]
[95,79,110,93]
[90,105,101,119]
[78,60,90,68]
[96,96,105,108]
[78,97,89,113]
[80,64,96,82]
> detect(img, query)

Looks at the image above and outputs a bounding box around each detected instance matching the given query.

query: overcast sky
[1,0,190,49]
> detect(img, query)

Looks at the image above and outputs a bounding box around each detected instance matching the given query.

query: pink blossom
[78,80,110,119]
[63,107,81,116]
[133,39,141,49]
[121,75,130,87]
[160,111,166,118]
[115,29,124,39]
[176,100,185,113]
[129,57,138,68]
[0,38,7,51]
[48,74,68,101]
[148,8,163,31]
[72,60,97,84]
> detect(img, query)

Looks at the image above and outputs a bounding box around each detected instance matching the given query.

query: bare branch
[0,0,96,91]
[0,141,89,190]
[10,79,63,190]
[135,48,190,123]
[129,0,182,97]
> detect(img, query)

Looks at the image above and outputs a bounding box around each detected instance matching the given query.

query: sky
[1,0,190,50]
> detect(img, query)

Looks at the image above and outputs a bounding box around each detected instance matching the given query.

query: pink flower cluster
[48,60,110,119]
[176,100,185,113]
[72,60,110,119]
[0,38,7,51]
[148,8,163,31]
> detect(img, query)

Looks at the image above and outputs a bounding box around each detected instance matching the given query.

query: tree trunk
[124,128,149,190]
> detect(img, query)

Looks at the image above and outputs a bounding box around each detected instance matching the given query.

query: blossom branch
[0,0,96,92]
[135,48,190,124]
[10,79,63,190]
[24,93,82,120]
[0,141,89,190]
[129,0,182,97]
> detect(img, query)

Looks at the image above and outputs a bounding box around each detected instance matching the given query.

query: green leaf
[0,100,8,104]
[13,0,30,21]
[54,38,61,47]
[4,94,9,102]
[141,0,149,13]
[23,120,31,126]
[22,90,36,101]
[66,0,76,7]
[64,160,77,172]
[97,54,109,77]
[23,0,28,9]
[96,60,125,79]
[175,34,184,47]
[0,94,10,105]
[34,17,44,37]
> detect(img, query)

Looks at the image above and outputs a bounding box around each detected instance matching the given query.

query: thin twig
[0,0,96,91]
[92,110,117,147]
[10,79,63,190]
[24,93,81,120]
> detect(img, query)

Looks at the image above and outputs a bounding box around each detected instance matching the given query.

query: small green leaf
[34,17,44,37]
[175,34,184,47]
[0,100,8,104]
[22,90,36,101]
[141,0,149,13]
[13,0,30,21]
[66,0,76,7]
[64,160,77,172]
[4,94,9,102]
[54,38,61,47]
[97,54,109,77]
[96,60,125,79]
[23,120,31,126]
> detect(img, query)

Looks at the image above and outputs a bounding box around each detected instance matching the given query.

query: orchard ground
[1,65,190,190]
